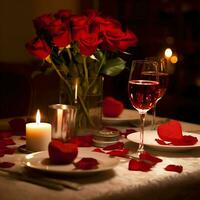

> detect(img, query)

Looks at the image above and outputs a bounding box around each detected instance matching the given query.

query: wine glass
[128,60,160,155]
[145,57,169,129]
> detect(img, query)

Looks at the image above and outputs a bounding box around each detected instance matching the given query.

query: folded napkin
[156,120,198,146]
[103,96,124,117]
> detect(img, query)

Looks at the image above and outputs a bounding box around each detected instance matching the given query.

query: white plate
[24,148,119,174]
[127,130,200,151]
[102,109,139,124]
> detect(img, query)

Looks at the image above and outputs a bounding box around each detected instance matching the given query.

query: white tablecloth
[1,118,200,200]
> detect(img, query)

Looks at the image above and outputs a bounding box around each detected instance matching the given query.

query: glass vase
[59,76,103,135]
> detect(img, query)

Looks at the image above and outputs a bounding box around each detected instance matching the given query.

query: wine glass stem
[152,104,157,130]
[138,113,146,155]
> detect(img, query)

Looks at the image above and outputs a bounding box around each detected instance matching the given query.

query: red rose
[91,16,120,35]
[26,38,51,60]
[71,15,88,30]
[46,19,71,47]
[54,9,72,22]
[71,15,89,40]
[33,14,54,34]
[101,25,125,51]
[116,29,138,51]
[74,30,102,56]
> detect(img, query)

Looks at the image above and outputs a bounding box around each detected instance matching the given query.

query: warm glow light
[164,48,173,58]
[170,55,178,63]
[36,109,40,124]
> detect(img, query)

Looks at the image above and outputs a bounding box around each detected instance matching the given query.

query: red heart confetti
[164,164,183,173]
[74,157,99,170]
[156,120,198,146]
[103,96,124,117]
[157,120,183,142]
[48,140,78,164]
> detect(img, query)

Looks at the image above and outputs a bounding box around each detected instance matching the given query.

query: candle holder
[48,104,77,142]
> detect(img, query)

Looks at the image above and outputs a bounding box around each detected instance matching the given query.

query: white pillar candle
[26,110,51,152]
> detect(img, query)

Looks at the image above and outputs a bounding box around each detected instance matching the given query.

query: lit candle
[26,109,51,152]
[74,79,78,104]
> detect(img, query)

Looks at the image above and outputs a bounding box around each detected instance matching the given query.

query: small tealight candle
[26,109,51,152]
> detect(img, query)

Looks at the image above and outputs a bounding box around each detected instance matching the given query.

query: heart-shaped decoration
[157,120,183,142]
[103,96,124,117]
[48,140,78,164]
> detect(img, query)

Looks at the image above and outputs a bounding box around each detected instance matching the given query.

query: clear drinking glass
[145,57,169,129]
[128,60,160,155]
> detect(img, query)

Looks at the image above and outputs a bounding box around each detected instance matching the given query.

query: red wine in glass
[128,80,160,112]
[141,72,169,100]
[128,60,160,155]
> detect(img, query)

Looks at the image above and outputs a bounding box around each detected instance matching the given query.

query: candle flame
[36,109,40,124]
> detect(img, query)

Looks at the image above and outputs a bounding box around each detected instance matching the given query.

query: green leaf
[100,57,126,76]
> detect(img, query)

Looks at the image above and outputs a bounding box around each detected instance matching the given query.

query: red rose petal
[103,142,124,150]
[4,147,16,155]
[128,159,152,172]
[107,148,129,157]
[74,157,99,170]
[0,162,15,168]
[0,151,4,157]
[0,138,16,146]
[171,135,198,146]
[92,148,105,153]
[139,151,162,164]
[0,131,13,139]
[157,120,183,142]
[164,164,183,173]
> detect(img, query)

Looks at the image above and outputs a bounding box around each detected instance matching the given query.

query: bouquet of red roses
[26,9,137,130]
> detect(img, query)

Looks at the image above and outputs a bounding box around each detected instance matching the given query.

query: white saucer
[127,130,200,152]
[23,148,119,174]
[102,109,139,124]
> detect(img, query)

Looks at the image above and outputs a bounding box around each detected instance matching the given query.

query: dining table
[0,110,200,200]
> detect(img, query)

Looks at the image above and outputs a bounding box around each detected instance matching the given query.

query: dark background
[0,0,200,123]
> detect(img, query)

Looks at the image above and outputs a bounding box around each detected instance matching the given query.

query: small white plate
[127,130,200,152]
[23,148,119,174]
[102,109,139,124]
